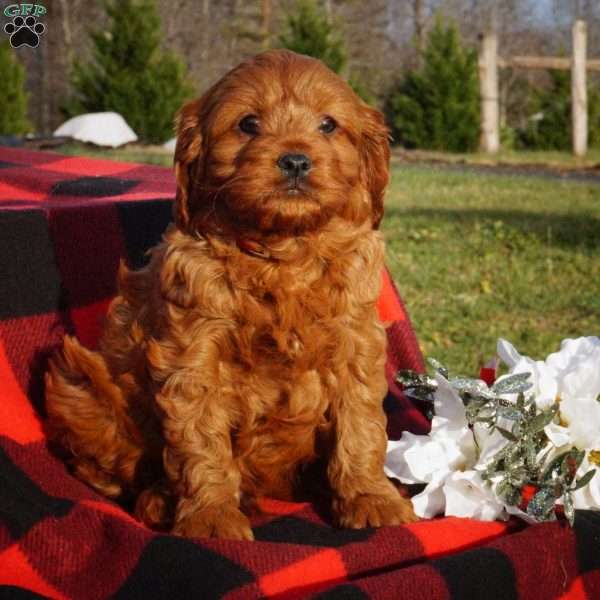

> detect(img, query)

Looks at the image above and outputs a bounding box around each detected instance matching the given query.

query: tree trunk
[413,0,424,52]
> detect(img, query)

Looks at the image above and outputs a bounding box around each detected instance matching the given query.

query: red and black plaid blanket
[0,147,598,599]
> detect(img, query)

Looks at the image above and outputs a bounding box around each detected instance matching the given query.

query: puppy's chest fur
[217,224,384,376]
[218,226,384,497]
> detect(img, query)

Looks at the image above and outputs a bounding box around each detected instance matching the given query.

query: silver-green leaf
[572,469,596,491]
[563,492,575,527]
[527,406,558,434]
[492,372,533,395]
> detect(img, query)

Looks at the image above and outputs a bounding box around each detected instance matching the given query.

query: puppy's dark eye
[319,116,337,134]
[239,115,260,135]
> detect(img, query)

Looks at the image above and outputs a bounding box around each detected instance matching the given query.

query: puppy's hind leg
[45,336,144,498]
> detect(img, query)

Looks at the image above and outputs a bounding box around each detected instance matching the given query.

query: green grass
[395,148,600,169]
[384,164,600,374]
[58,142,173,167]
[53,143,600,374]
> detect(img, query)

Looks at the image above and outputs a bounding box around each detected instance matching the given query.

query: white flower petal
[404,438,455,482]
[411,477,447,518]
[443,471,506,521]
[433,373,468,427]
[547,337,600,376]
[560,359,600,402]
[559,396,600,450]
[532,362,559,409]
[386,430,471,484]
[544,423,572,448]
[497,338,522,369]
[385,433,429,483]
[473,422,509,466]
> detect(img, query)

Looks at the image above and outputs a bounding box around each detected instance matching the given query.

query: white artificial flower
[385,373,480,518]
[385,372,477,484]
[499,336,600,453]
[386,336,600,522]
[385,427,472,484]
[443,471,507,521]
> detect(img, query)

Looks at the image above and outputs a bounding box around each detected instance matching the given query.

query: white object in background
[54,112,137,148]
[163,138,177,153]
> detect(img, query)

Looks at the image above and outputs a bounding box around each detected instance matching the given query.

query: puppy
[45,49,416,540]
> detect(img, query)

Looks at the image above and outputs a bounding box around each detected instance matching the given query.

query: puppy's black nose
[277,153,312,178]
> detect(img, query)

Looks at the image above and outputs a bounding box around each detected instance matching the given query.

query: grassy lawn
[395,148,600,170]
[384,164,600,374]
[58,142,173,167]
[52,143,600,375]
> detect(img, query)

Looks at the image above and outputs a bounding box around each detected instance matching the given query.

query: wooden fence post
[572,19,588,157]
[479,32,500,154]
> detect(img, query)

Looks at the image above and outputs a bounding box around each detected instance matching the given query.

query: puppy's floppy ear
[174,98,205,230]
[359,103,390,229]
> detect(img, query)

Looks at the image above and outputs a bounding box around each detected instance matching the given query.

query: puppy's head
[175,50,389,236]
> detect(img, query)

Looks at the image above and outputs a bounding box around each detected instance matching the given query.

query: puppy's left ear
[359,104,390,229]
[174,98,205,230]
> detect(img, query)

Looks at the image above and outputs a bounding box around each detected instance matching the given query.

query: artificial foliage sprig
[396,358,596,526]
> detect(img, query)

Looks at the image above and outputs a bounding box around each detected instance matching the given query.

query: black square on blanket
[50,177,139,198]
[0,210,63,319]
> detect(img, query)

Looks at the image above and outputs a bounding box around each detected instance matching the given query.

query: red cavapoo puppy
[45,49,416,540]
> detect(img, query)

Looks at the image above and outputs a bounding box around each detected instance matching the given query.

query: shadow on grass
[385,207,600,249]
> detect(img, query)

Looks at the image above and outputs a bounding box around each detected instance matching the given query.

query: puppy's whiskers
[197,175,250,220]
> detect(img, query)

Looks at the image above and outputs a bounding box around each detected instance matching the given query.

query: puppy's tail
[45,336,144,498]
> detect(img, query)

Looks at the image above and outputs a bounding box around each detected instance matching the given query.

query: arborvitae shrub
[518,69,600,150]
[0,41,30,135]
[279,0,377,104]
[279,0,346,74]
[387,17,480,152]
[65,0,193,143]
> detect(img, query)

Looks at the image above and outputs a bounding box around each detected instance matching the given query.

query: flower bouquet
[386,337,600,525]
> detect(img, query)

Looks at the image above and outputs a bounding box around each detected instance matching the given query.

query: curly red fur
[45,50,416,540]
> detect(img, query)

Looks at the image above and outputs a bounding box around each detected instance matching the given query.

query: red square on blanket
[70,299,112,348]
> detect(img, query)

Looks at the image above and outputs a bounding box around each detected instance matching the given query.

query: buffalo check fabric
[0,147,598,600]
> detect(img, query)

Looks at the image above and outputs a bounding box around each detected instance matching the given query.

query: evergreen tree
[65,0,193,143]
[279,0,346,74]
[278,0,375,104]
[0,42,30,135]
[387,16,480,152]
[518,70,600,150]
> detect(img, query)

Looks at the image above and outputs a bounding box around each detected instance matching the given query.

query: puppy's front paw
[333,492,418,528]
[173,504,254,541]
[135,482,174,530]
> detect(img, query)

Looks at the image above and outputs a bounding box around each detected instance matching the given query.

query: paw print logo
[4,15,46,48]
